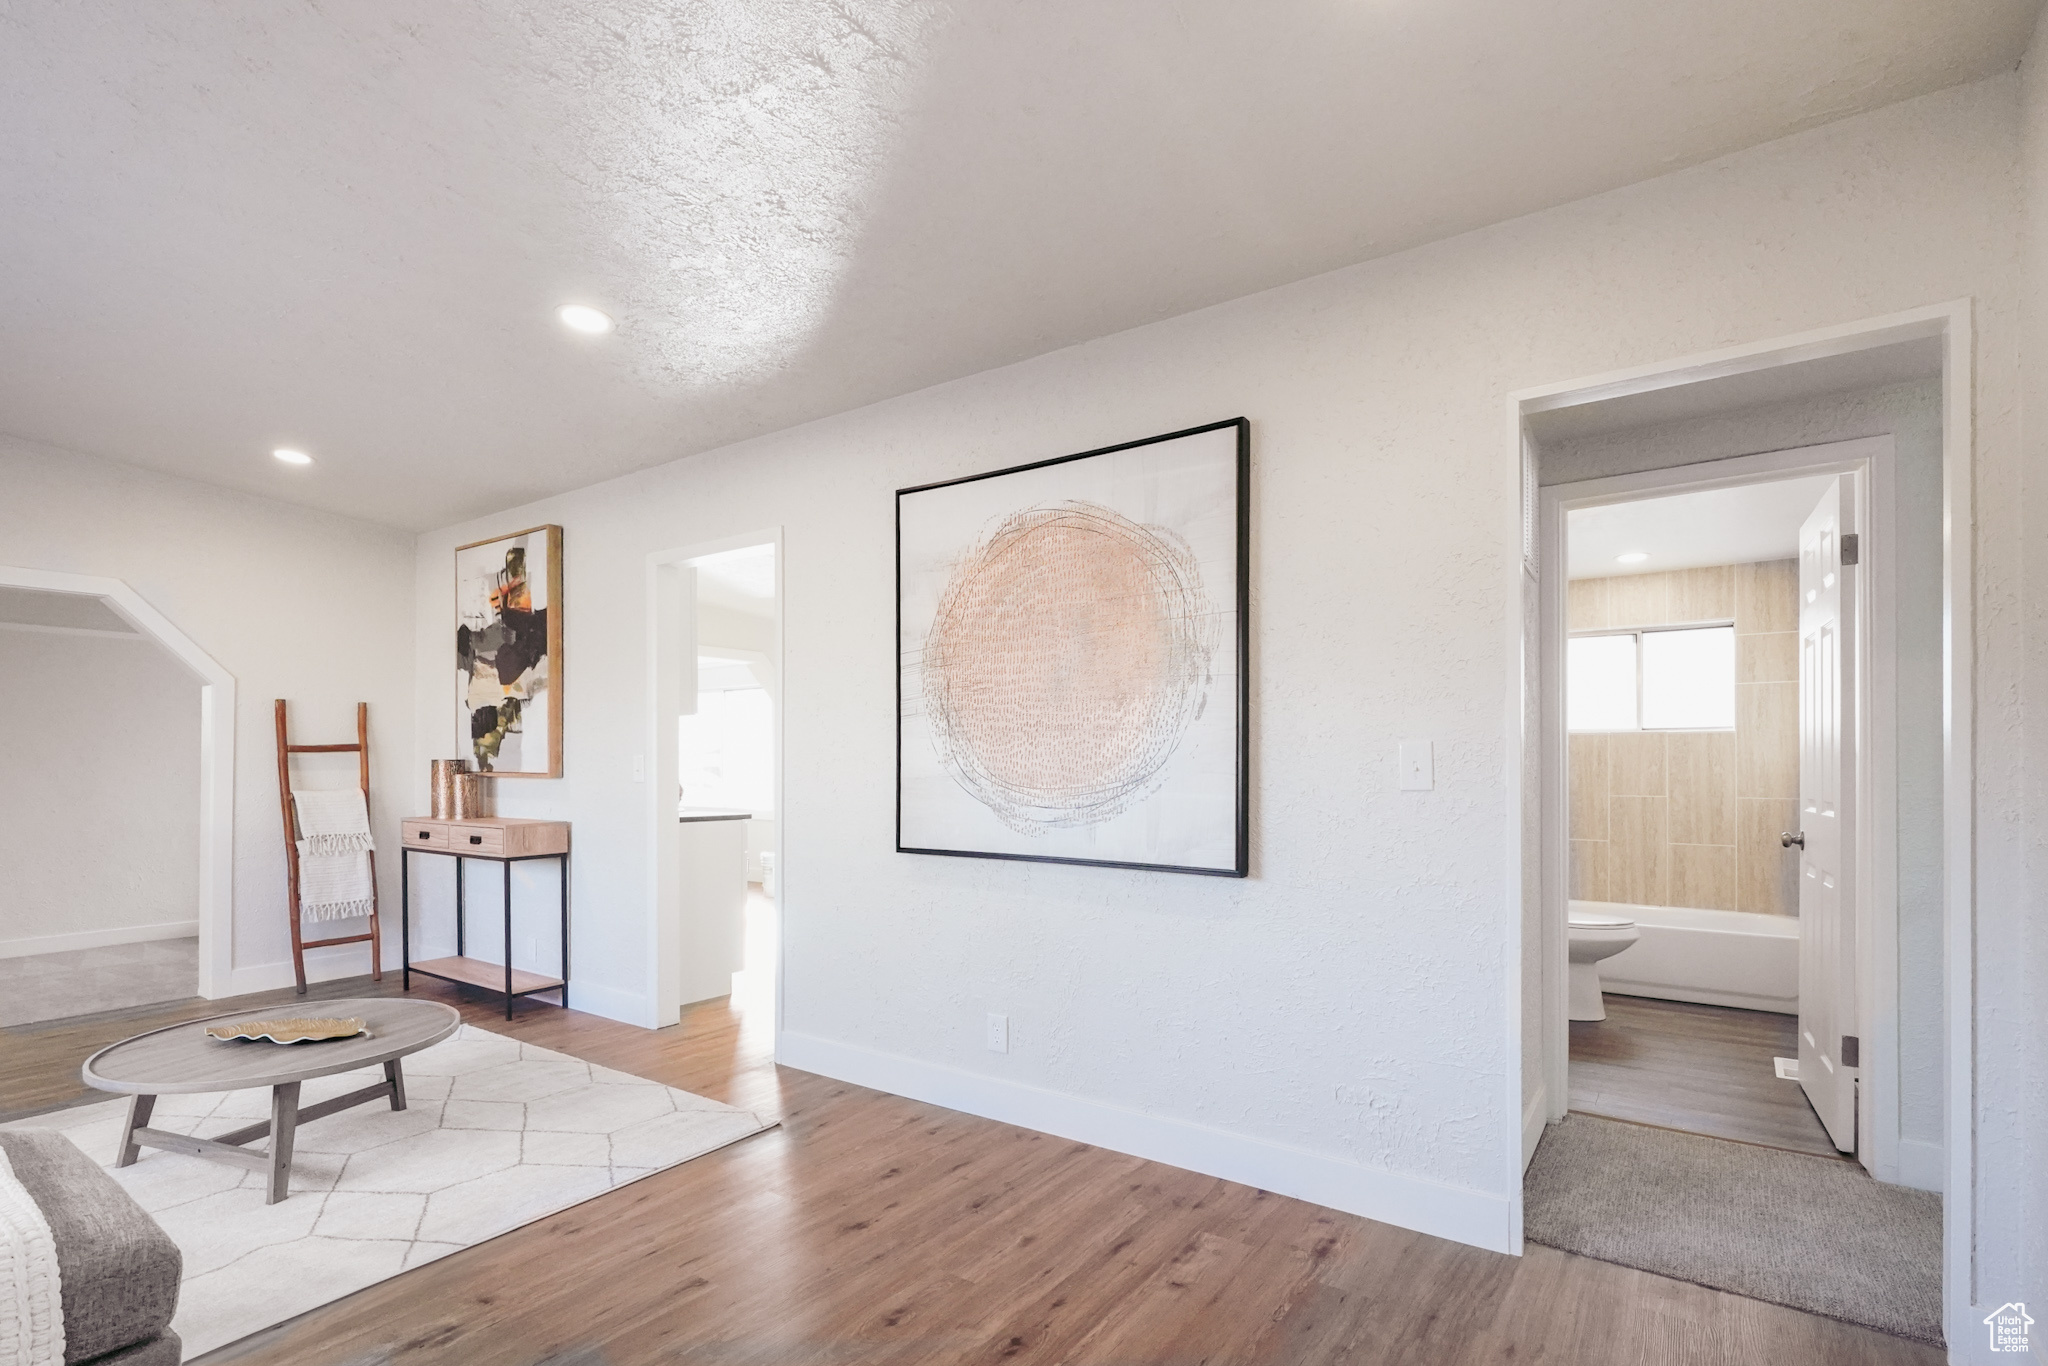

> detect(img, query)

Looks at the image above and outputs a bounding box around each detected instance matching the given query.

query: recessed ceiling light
[273,448,313,466]
[1615,550,1649,564]
[557,304,614,334]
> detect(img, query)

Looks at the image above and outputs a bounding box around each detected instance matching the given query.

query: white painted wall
[1539,378,1946,1180]
[698,599,778,881]
[413,77,2022,1260]
[0,437,416,994]
[0,627,200,950]
[2000,14,2048,1350]
[697,603,773,659]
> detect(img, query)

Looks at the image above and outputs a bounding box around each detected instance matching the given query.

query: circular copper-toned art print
[921,500,1214,833]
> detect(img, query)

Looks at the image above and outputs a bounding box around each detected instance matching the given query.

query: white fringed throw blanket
[293,788,375,921]
[0,1147,63,1366]
[292,789,374,856]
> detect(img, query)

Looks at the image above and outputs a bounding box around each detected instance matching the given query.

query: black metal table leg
[559,851,570,1011]
[401,847,411,991]
[455,856,466,958]
[503,858,514,1020]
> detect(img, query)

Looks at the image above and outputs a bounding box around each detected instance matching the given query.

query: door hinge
[1841,1034,1860,1068]
[1840,533,1860,566]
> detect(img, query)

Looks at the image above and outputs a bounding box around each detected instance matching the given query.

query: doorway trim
[0,565,237,1000]
[645,529,783,1033]
[1537,436,1898,1164]
[1503,299,1974,1337]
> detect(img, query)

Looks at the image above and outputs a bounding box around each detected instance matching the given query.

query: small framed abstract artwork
[455,524,563,777]
[897,419,1249,876]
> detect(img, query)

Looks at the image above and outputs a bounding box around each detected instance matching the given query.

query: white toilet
[1567,912,1640,1021]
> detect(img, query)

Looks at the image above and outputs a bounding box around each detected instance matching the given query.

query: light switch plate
[1399,740,1434,791]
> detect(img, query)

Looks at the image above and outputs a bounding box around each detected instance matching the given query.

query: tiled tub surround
[1568,560,1800,916]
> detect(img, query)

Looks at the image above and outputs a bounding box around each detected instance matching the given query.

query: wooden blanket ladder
[275,699,383,994]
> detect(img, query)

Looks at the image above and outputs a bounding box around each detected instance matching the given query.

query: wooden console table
[399,817,570,1019]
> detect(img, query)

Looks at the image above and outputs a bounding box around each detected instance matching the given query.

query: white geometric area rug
[2,1025,771,1360]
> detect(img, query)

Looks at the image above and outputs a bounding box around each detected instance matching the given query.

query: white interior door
[1796,478,1858,1152]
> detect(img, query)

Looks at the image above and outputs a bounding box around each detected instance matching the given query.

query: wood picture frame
[455,524,563,778]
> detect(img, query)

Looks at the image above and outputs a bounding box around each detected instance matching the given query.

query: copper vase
[453,772,493,820]
[429,759,470,820]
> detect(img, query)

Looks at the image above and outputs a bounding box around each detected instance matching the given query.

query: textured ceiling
[0,1,2035,529]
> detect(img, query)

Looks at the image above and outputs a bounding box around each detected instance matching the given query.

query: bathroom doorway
[1508,314,1966,1347]
[1557,469,1861,1159]
[1536,420,1941,1181]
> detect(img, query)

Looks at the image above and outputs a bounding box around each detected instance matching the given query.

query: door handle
[1781,831,1805,849]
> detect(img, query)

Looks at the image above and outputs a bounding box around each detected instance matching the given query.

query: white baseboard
[220,940,381,998]
[1602,983,1796,1016]
[550,977,647,1028]
[1523,1085,1548,1172]
[0,920,199,959]
[776,1030,1515,1254]
[1895,1137,1944,1193]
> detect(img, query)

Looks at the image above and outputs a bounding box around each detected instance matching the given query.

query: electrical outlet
[985,1013,1009,1054]
[1398,739,1434,791]
[632,753,646,783]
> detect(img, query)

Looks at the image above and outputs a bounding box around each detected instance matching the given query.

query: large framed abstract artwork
[455,524,563,777]
[897,419,1249,876]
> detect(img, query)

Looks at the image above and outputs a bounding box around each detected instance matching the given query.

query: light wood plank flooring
[1570,993,1844,1157]
[3,977,1931,1364]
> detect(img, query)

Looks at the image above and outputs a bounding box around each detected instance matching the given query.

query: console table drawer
[402,820,450,849]
[452,825,504,854]
[402,818,571,858]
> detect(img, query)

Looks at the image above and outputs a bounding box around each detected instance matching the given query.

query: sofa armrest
[0,1132,180,1365]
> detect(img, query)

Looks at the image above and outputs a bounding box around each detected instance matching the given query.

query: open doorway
[1560,470,1864,1159]
[1511,313,1966,1349]
[648,532,781,1034]
[0,585,202,1023]
[677,544,779,1017]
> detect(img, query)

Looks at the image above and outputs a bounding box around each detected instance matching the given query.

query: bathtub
[1571,900,1799,1015]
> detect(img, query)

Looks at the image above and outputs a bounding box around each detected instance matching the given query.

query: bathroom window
[1568,624,1735,731]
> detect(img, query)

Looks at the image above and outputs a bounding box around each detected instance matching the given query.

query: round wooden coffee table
[82,997,460,1203]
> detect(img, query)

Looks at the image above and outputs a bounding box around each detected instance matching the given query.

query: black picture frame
[896,417,1250,877]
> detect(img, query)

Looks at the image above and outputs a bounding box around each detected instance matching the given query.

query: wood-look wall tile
[1567,578,1608,631]
[1570,839,1608,901]
[1738,798,1801,915]
[1738,631,1799,684]
[1568,732,1608,841]
[1736,558,1799,635]
[1607,731,1667,797]
[1668,565,1735,624]
[1666,731,1736,845]
[1670,843,1737,912]
[1606,572,1670,629]
[1737,681,1799,798]
[1608,796,1667,905]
